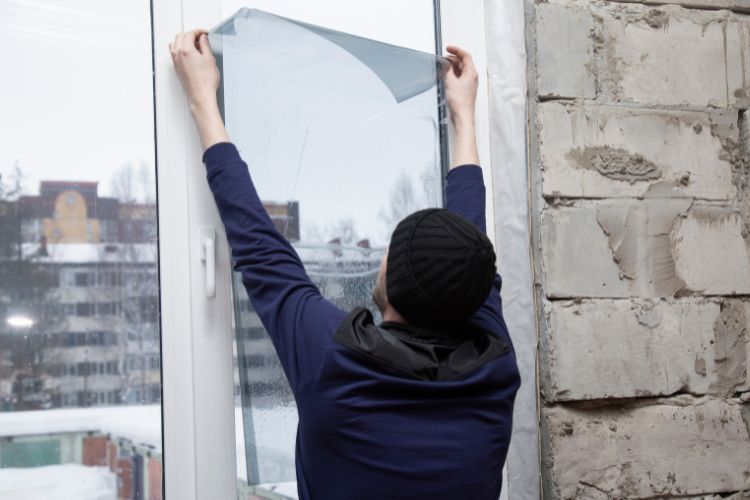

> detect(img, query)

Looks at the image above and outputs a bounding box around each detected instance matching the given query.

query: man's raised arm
[170,30,346,393]
[443,46,508,335]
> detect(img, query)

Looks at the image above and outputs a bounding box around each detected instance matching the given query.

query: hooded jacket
[204,142,521,500]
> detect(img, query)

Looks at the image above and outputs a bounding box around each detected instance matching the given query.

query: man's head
[372,208,496,330]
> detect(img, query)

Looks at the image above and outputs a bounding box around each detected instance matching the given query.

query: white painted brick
[672,206,750,295]
[546,299,750,401]
[599,4,728,107]
[542,205,631,298]
[609,0,750,13]
[546,299,717,401]
[539,103,737,200]
[714,302,750,394]
[542,202,750,298]
[536,4,595,99]
[540,1,732,106]
[727,15,750,107]
[690,495,747,500]
[692,494,748,500]
[545,398,750,498]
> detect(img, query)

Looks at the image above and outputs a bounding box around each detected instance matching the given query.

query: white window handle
[201,227,216,299]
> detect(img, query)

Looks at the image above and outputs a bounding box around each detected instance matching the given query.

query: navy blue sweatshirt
[203,142,521,500]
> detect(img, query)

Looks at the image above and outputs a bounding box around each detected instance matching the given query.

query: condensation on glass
[0,1,161,499]
[211,8,447,498]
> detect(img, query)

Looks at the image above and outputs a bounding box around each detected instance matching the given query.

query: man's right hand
[170,29,229,151]
[444,45,478,127]
[444,46,480,168]
[170,29,220,109]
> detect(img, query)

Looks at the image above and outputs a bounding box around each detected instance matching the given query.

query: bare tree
[109,161,155,204]
[110,163,136,204]
[0,162,59,409]
[107,162,159,404]
[138,161,156,205]
[380,172,421,231]
[302,217,360,246]
[330,217,359,246]
[379,163,442,234]
[0,161,25,199]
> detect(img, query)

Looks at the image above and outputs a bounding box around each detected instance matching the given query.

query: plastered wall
[524,0,750,497]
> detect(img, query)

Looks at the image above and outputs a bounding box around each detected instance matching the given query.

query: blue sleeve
[202,142,347,393]
[445,165,508,336]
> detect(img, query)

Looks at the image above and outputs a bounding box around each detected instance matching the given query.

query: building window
[76,303,93,316]
[149,355,160,370]
[74,272,95,287]
[97,272,118,286]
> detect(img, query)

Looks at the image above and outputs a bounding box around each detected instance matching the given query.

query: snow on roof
[17,242,381,267]
[294,242,384,262]
[21,243,157,264]
[0,405,162,450]
[0,403,300,491]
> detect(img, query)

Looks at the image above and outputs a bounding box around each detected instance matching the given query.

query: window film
[210,8,446,498]
[0,1,162,499]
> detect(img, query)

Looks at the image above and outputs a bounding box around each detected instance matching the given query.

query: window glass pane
[212,4,443,498]
[0,1,161,499]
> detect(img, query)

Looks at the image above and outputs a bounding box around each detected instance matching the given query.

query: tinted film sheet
[210,8,449,491]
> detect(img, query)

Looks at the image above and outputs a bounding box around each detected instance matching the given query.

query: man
[170,29,520,499]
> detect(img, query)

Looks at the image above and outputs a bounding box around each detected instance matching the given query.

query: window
[75,332,86,345]
[149,356,160,370]
[15,0,506,497]
[75,272,95,287]
[212,3,446,495]
[0,1,161,499]
[76,303,93,316]
[97,272,119,287]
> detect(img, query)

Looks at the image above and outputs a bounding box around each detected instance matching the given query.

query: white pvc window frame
[153,1,504,498]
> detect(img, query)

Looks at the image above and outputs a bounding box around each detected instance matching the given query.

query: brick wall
[526,0,750,497]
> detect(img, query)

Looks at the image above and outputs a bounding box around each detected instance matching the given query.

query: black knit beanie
[386,208,497,331]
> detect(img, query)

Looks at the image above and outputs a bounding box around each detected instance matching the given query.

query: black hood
[334,308,510,382]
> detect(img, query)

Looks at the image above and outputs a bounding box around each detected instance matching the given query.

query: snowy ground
[0,464,115,500]
[0,405,162,451]
[237,402,298,483]
[256,481,299,498]
[0,404,300,498]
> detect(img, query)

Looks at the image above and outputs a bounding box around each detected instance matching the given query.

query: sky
[0,0,155,200]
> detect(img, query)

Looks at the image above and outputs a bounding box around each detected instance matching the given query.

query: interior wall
[525,0,750,497]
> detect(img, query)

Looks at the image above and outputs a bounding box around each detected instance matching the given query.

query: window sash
[155,2,499,499]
